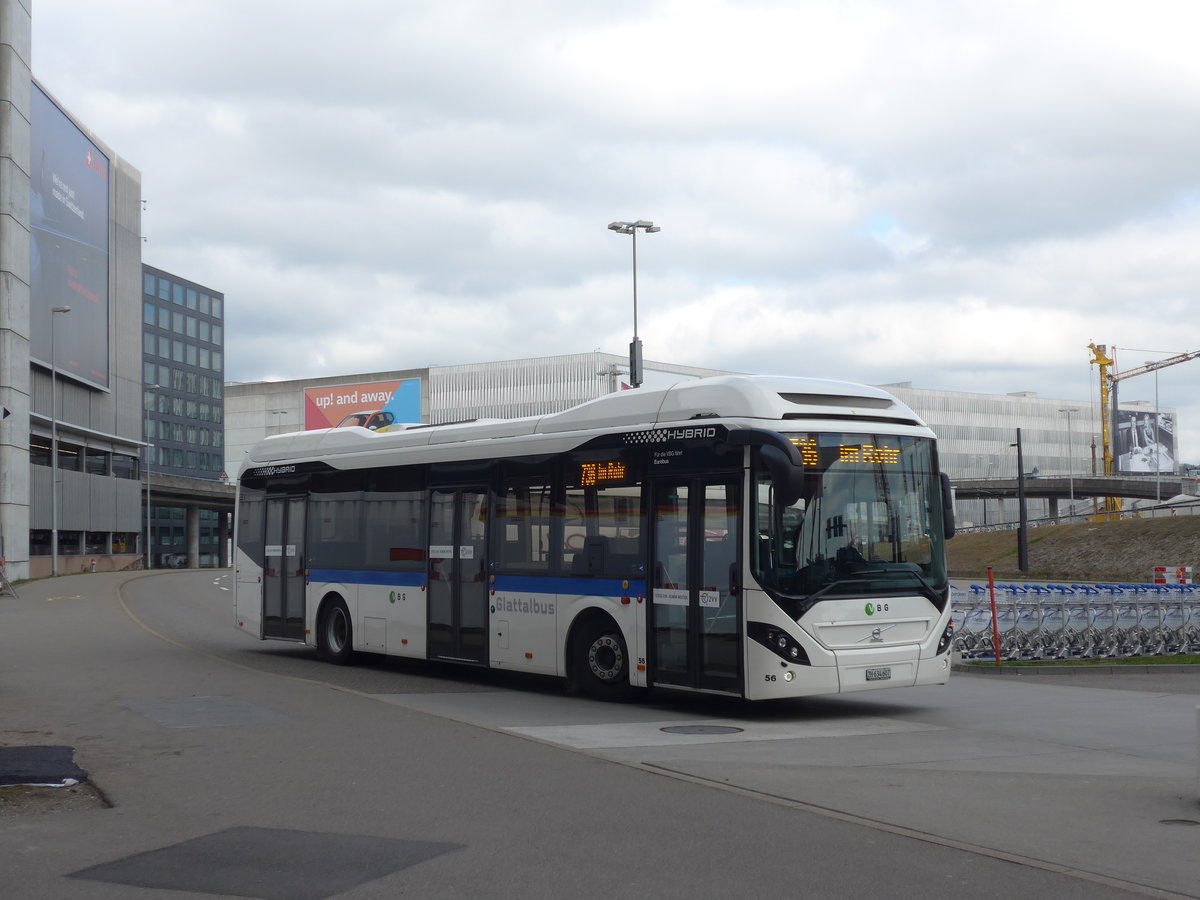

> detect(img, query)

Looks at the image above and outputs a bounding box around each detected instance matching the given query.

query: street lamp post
[50,305,71,576]
[1059,407,1078,513]
[1012,429,1029,574]
[607,219,660,388]
[144,384,161,570]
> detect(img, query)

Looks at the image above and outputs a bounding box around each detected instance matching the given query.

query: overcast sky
[31,0,1200,463]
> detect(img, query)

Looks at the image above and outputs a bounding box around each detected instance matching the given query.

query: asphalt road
[1,570,1198,899]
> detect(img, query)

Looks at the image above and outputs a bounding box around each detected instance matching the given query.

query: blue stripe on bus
[307,569,427,587]
[492,575,646,597]
[305,570,646,598]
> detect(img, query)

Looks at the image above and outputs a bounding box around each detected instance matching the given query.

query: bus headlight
[936,620,954,655]
[748,622,811,665]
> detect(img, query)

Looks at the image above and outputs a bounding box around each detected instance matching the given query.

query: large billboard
[29,85,111,390]
[1116,409,1175,474]
[304,378,422,431]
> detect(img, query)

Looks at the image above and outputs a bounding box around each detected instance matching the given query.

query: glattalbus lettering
[493,596,556,615]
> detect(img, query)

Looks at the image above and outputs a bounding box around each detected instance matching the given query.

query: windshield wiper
[793,568,945,617]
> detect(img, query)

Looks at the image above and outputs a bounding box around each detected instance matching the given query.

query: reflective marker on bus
[233,375,956,701]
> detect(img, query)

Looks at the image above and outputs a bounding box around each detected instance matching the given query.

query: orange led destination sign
[789,438,901,465]
[580,461,627,487]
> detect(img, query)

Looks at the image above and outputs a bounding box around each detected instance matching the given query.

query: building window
[112,532,138,554]
[198,320,209,342]
[57,441,82,472]
[199,348,210,369]
[212,325,223,346]
[30,437,51,467]
[186,345,197,366]
[172,341,184,362]
[143,301,155,325]
[144,362,156,384]
[173,311,184,334]
[158,277,170,300]
[173,283,184,304]
[158,336,170,358]
[212,297,222,318]
[29,530,50,556]
[158,306,170,329]
[186,290,197,310]
[199,293,210,314]
[111,454,138,479]
[59,531,83,555]
[85,448,108,476]
[143,333,155,354]
[85,532,108,555]
[143,272,156,296]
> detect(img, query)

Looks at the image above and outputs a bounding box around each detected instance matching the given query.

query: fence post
[988,567,1002,665]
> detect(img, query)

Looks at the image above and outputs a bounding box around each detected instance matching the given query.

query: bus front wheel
[317,597,354,665]
[573,616,638,701]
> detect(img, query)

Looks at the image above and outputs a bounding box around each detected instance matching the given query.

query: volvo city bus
[234,375,956,700]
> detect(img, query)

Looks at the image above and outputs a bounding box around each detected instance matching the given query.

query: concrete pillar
[1049,497,1059,519]
[186,505,200,568]
[217,509,230,568]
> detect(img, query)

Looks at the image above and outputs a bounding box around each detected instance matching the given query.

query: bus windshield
[752,432,948,614]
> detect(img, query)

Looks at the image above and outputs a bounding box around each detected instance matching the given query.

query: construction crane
[1088,343,1200,517]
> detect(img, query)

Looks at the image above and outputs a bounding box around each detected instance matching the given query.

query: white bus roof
[239,375,930,475]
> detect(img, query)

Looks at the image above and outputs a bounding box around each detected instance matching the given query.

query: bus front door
[651,478,742,694]
[263,495,306,641]
[427,487,489,664]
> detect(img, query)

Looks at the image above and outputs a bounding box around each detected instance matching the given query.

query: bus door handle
[728,562,739,597]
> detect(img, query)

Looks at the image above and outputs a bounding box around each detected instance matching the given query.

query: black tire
[317,597,354,665]
[573,616,639,701]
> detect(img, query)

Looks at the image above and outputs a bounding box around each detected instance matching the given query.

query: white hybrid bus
[234,375,956,700]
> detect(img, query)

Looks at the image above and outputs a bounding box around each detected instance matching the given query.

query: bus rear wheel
[317,597,353,665]
[573,617,638,701]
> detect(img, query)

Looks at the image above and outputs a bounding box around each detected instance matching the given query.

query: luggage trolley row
[951,583,1200,661]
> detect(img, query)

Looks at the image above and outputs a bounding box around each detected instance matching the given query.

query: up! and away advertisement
[304,378,422,431]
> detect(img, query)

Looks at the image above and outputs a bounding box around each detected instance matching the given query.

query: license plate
[865,667,892,682]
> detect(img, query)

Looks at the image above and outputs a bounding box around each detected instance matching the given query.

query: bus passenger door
[650,478,741,694]
[263,495,306,641]
[427,487,489,664]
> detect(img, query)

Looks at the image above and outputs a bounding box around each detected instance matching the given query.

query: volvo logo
[858,623,898,644]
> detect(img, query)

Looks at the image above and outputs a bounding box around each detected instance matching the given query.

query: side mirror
[940,471,956,539]
[760,444,804,507]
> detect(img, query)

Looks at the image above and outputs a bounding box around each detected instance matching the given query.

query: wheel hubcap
[588,635,623,681]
